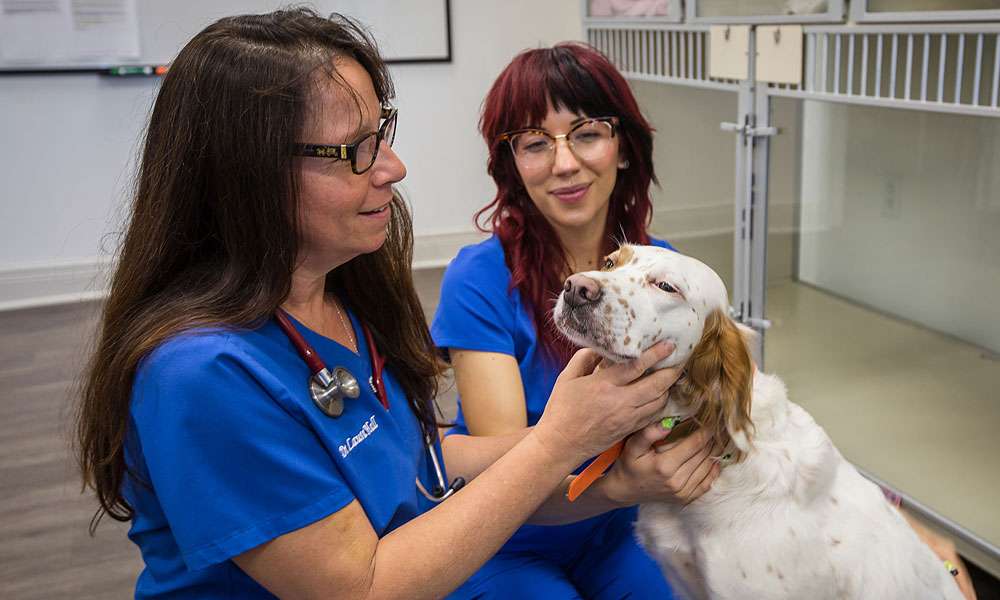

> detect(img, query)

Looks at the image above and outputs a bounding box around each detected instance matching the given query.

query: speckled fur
[553,245,964,600]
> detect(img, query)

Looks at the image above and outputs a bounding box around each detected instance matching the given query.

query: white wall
[392,0,582,262]
[0,0,583,309]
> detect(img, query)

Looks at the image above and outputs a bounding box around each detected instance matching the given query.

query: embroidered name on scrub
[339,415,379,458]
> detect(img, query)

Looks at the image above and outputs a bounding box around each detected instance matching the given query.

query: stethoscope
[274,308,465,502]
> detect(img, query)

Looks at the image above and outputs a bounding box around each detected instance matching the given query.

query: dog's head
[553,244,755,452]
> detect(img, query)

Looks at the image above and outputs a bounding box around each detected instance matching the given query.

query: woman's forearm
[445,432,626,527]
[370,430,579,599]
[526,475,625,525]
[440,429,529,481]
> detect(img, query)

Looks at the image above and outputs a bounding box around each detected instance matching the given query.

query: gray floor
[2,268,997,598]
[1,301,139,599]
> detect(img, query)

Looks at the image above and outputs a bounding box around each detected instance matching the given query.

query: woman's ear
[684,309,755,454]
[617,146,629,170]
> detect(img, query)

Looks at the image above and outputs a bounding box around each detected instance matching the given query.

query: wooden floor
[0,301,140,599]
[0,268,455,599]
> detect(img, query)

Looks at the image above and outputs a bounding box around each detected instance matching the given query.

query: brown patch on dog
[616,244,635,265]
[669,309,755,460]
[624,336,631,345]
[617,298,629,308]
[831,538,841,546]
[830,497,839,506]
[603,304,612,314]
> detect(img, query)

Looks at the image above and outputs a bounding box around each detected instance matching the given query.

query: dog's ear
[684,308,755,455]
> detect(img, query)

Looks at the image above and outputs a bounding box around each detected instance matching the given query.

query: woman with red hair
[432,43,721,598]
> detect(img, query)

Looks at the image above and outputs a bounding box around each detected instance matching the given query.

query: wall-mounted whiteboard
[0,0,451,72]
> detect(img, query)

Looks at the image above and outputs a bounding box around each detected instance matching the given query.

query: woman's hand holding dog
[598,422,722,506]
[533,342,683,466]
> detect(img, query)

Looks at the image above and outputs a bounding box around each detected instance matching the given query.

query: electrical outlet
[880,178,901,219]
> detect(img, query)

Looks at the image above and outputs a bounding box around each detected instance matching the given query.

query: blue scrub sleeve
[130,335,356,571]
[432,251,517,357]
[649,238,676,252]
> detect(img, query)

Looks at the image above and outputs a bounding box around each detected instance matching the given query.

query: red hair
[476,42,657,366]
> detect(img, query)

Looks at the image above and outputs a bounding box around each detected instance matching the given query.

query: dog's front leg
[659,548,709,600]
[636,504,709,599]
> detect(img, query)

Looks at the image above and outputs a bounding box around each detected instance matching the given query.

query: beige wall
[628,81,801,291]
[798,101,1000,353]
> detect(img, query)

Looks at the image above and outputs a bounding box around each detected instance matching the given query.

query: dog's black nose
[563,274,603,308]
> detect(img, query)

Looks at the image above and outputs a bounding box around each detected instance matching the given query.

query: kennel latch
[729,305,772,331]
[720,121,778,138]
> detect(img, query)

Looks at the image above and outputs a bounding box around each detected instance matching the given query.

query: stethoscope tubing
[418,434,465,502]
[274,307,463,501]
[275,309,326,376]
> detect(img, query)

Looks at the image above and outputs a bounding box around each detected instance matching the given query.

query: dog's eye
[657,281,678,294]
[602,258,615,270]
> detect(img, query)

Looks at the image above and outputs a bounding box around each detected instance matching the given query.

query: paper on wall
[0,0,139,66]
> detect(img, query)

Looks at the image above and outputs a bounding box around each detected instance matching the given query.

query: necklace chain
[333,297,357,352]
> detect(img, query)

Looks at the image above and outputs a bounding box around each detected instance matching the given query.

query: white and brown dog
[553,244,964,600]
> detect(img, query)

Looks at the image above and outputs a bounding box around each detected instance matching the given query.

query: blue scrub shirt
[431,236,677,596]
[125,310,442,598]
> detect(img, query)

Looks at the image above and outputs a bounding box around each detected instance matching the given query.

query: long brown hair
[76,9,443,532]
[477,43,657,366]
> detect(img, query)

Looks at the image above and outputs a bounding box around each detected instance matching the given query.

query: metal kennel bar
[766,24,1000,119]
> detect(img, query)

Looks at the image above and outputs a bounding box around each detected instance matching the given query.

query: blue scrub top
[431,235,674,552]
[431,235,675,435]
[125,309,443,598]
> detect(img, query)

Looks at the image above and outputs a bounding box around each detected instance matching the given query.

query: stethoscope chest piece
[310,366,360,417]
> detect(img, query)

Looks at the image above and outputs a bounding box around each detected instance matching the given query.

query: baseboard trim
[411,230,489,270]
[0,258,113,312]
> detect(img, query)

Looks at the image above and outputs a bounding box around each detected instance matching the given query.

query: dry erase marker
[105,65,169,76]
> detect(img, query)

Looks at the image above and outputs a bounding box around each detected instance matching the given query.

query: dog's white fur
[553,244,964,600]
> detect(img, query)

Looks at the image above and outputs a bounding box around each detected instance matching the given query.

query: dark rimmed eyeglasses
[293,106,398,175]
[496,116,619,171]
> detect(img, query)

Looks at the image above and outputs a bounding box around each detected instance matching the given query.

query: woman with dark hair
[431,43,723,598]
[75,12,685,598]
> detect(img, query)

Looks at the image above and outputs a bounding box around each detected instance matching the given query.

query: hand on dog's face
[533,342,683,463]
